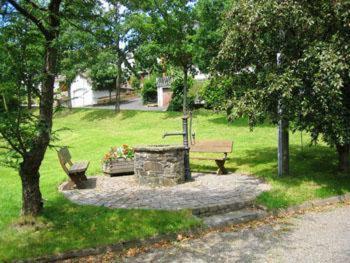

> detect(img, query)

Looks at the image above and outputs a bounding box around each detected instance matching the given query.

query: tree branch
[63,16,140,78]
[119,50,139,77]
[0,131,25,156]
[6,0,49,37]
[24,0,47,12]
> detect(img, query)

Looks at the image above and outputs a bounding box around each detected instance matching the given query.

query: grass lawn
[1,108,349,261]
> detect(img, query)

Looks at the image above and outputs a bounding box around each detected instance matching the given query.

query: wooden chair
[190,140,233,175]
[58,147,89,188]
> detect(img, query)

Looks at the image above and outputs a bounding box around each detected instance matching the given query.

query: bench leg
[80,172,88,181]
[215,160,228,175]
[69,172,87,188]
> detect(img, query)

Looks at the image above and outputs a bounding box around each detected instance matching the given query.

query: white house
[54,73,132,108]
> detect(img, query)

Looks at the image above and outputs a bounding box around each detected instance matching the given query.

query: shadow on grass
[160,110,182,120]
[190,163,238,174]
[80,109,139,121]
[0,195,199,261]
[160,109,223,120]
[208,115,273,128]
[55,108,145,122]
[233,144,350,208]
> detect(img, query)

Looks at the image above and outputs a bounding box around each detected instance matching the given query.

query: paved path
[123,205,350,263]
[88,98,166,111]
[60,173,270,215]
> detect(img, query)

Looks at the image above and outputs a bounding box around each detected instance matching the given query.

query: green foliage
[141,75,157,104]
[130,75,141,90]
[0,14,45,168]
[167,74,194,111]
[90,50,118,91]
[217,0,350,167]
[201,77,231,110]
[295,42,350,147]
[193,0,231,73]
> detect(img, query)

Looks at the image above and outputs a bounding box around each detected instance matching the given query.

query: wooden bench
[190,140,233,175]
[57,147,90,188]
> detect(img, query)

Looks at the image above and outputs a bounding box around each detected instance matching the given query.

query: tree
[0,0,100,215]
[193,0,230,73]
[147,0,197,112]
[86,1,142,112]
[0,13,43,110]
[216,0,350,173]
[58,25,96,109]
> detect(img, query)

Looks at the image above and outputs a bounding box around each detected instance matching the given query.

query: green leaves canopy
[217,0,350,150]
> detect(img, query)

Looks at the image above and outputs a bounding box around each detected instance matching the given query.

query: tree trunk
[336,144,350,173]
[115,29,122,113]
[16,0,61,216]
[183,66,188,115]
[27,83,32,110]
[67,81,72,109]
[115,58,122,113]
[2,93,8,111]
[19,38,57,216]
[278,117,289,176]
[20,160,42,215]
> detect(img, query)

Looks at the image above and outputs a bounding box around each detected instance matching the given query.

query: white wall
[157,86,164,107]
[70,75,94,107]
[55,74,128,107]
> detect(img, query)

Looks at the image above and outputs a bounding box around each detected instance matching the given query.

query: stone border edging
[15,227,206,263]
[16,193,350,263]
[270,192,350,216]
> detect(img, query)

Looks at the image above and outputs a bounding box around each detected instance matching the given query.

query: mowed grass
[1,108,350,261]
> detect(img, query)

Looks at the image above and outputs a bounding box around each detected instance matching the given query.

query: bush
[130,75,141,90]
[167,74,195,112]
[200,78,228,110]
[141,76,157,104]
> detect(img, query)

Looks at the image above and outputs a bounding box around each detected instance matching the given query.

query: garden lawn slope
[1,109,349,261]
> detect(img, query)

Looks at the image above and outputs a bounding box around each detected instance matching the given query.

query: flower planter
[102,158,134,176]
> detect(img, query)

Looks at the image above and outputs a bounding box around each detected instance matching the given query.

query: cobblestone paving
[60,173,270,212]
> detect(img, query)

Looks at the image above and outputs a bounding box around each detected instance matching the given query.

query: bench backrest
[190,140,233,153]
[58,147,73,175]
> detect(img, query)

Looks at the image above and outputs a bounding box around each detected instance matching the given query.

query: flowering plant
[102,144,134,164]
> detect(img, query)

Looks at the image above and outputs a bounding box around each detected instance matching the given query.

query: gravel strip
[123,205,350,263]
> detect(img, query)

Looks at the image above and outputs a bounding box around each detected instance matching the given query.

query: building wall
[163,90,173,108]
[157,86,164,106]
[70,75,115,107]
[70,75,93,108]
[54,74,133,108]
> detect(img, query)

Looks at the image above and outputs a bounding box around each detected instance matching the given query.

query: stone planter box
[102,158,134,176]
[134,145,185,186]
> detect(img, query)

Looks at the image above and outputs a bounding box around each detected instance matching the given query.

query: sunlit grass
[0,108,349,261]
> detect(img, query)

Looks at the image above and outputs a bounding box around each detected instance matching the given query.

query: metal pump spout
[162,131,185,139]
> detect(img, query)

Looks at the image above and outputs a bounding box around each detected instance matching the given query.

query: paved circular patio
[60,173,270,216]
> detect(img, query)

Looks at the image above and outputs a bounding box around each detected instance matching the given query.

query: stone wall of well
[134,145,185,186]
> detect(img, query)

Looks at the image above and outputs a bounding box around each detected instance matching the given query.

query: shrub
[130,75,141,90]
[141,75,157,104]
[200,78,229,110]
[167,74,195,112]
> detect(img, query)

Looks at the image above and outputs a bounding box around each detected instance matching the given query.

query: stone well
[134,145,185,186]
